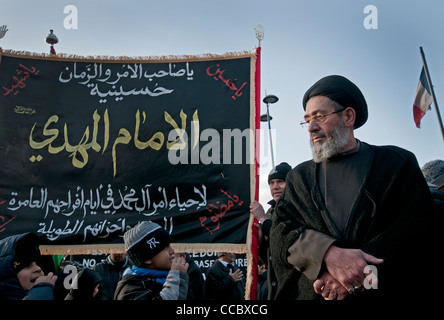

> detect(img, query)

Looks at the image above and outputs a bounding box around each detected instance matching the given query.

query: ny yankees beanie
[124,221,172,267]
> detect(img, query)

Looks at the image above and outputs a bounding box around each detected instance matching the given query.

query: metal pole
[266,103,275,169]
[419,46,444,142]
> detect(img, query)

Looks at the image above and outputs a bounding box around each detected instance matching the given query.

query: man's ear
[344,107,356,128]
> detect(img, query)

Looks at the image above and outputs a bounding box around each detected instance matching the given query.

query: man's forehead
[304,96,335,115]
[269,178,285,184]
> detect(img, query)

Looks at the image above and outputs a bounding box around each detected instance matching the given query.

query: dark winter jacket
[183,254,204,300]
[257,270,268,300]
[270,143,441,299]
[205,260,244,300]
[114,266,188,300]
[92,255,130,300]
[430,188,444,212]
[258,200,277,300]
[0,233,54,300]
[64,268,102,300]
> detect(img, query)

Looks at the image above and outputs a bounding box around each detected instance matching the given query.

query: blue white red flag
[413,67,433,128]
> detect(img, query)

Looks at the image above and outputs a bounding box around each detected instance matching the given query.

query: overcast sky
[1,0,443,207]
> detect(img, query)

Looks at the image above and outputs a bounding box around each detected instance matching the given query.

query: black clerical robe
[318,140,372,234]
[270,142,441,300]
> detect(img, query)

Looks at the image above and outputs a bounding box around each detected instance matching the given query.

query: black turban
[302,75,368,129]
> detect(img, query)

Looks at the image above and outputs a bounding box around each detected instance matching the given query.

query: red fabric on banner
[249,46,261,300]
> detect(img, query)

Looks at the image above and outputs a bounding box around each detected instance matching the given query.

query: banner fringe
[39,243,248,255]
[242,47,260,300]
[0,47,254,63]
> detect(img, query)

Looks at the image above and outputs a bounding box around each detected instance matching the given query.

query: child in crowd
[64,268,102,300]
[0,233,57,300]
[114,221,189,300]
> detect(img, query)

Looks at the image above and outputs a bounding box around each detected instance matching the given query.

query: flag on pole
[413,67,433,128]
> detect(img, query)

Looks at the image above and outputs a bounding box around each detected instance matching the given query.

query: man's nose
[308,121,320,132]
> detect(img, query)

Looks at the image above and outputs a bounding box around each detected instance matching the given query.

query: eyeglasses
[300,109,345,128]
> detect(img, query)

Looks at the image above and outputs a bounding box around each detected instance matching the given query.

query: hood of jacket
[0,233,38,300]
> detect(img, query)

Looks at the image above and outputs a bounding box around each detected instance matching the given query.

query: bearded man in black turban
[270,75,441,300]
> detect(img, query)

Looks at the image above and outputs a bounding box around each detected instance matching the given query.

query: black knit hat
[268,162,292,184]
[124,221,172,267]
[65,268,102,300]
[13,233,41,273]
[302,75,368,129]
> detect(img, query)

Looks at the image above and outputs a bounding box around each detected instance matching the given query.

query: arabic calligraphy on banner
[0,49,258,247]
[58,62,194,103]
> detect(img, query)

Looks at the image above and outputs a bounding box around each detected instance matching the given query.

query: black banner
[0,49,257,247]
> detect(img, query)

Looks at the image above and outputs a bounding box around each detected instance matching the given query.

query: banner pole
[419,46,444,142]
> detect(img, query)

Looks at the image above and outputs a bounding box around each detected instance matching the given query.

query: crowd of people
[1,75,442,301]
[0,223,248,300]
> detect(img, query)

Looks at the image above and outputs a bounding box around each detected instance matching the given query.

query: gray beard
[311,121,350,163]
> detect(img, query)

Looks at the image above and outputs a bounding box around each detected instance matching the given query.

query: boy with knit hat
[114,221,189,300]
